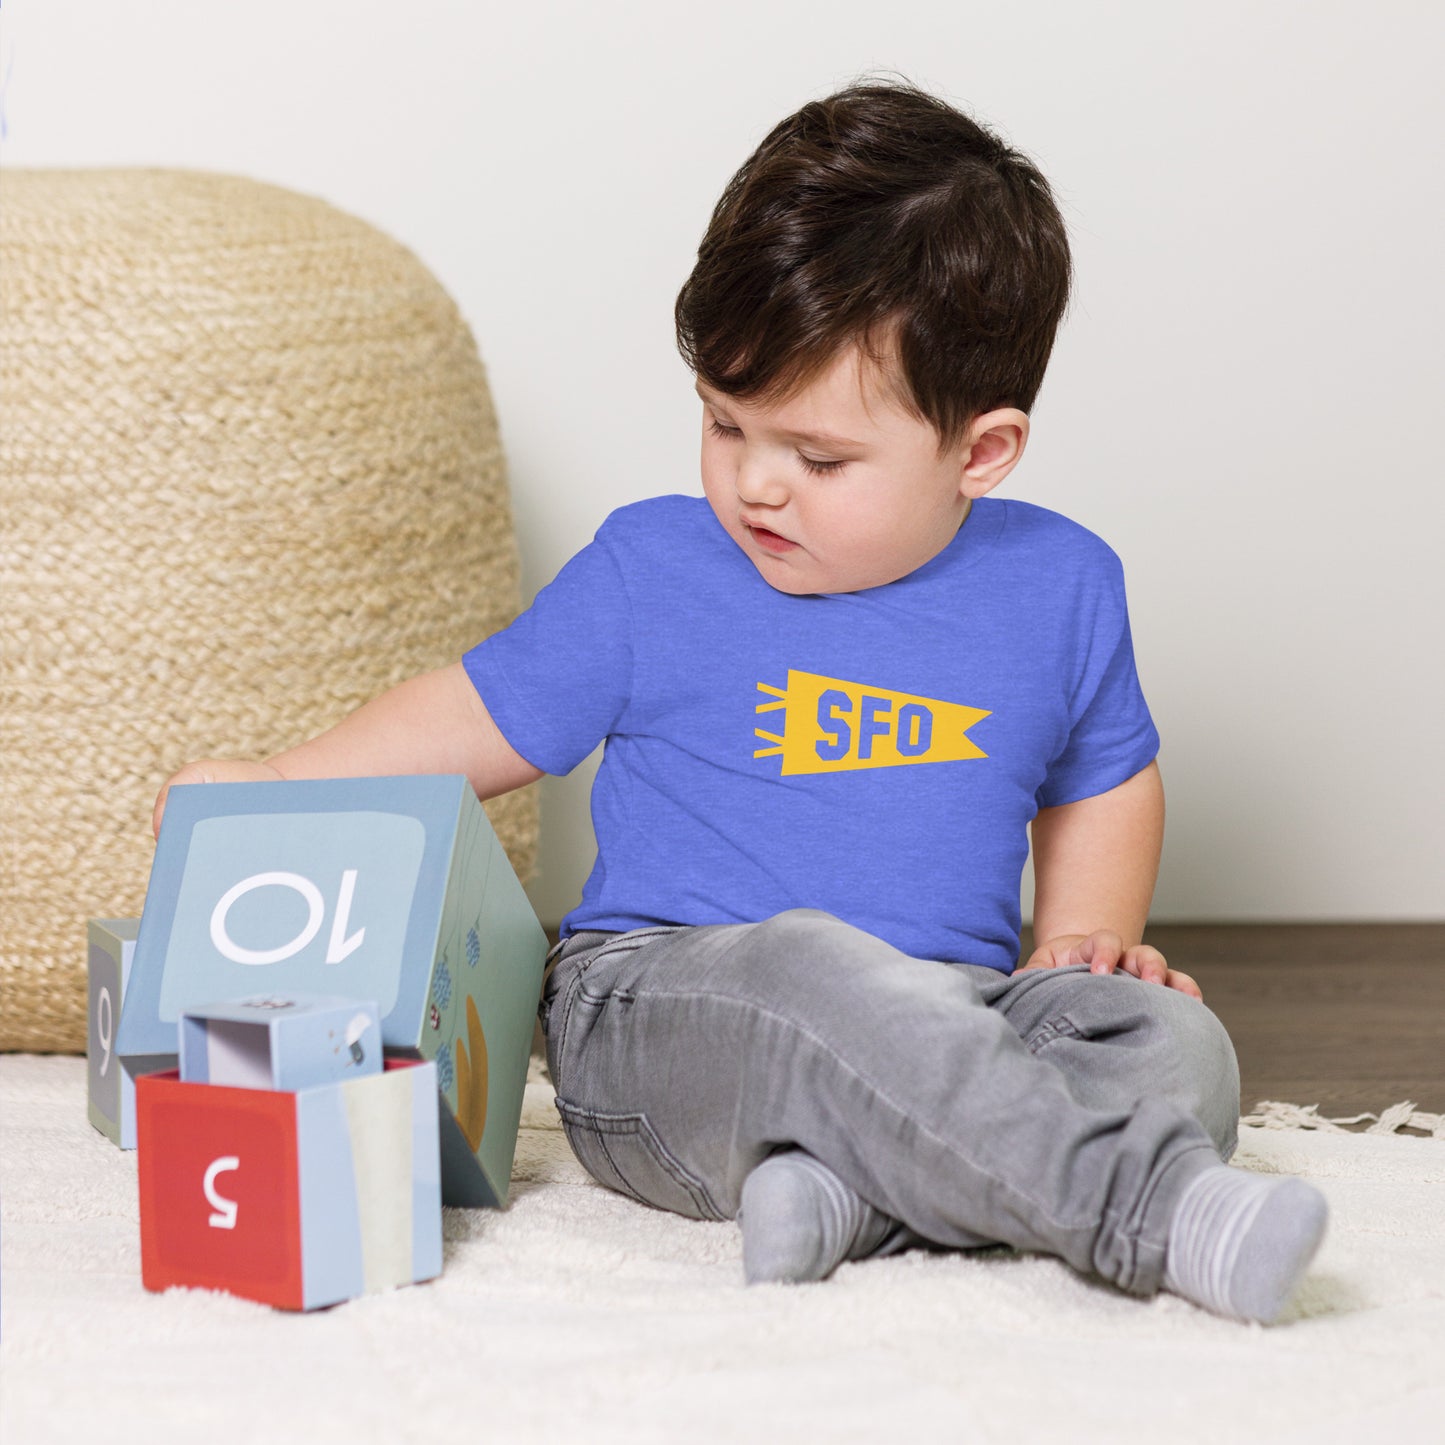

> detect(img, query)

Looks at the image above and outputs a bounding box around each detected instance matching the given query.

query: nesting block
[179,996,382,1091]
[118,774,547,1206]
[88,919,171,1148]
[137,1057,441,1310]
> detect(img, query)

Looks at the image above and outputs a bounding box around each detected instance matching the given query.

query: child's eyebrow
[693,381,866,450]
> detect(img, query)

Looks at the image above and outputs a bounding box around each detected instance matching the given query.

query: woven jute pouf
[0,169,539,1052]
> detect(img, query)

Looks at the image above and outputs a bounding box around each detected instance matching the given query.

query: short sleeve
[461,530,633,776]
[1035,555,1160,809]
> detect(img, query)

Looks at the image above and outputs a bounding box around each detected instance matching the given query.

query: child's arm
[1020,760,1202,998]
[152,662,544,838]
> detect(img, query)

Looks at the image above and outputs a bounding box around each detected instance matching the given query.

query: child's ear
[956,408,1030,500]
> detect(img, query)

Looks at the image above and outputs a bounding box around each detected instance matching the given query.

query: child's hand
[1020,931,1203,1000]
[153,759,285,840]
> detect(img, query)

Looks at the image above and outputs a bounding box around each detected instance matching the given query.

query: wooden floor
[1123,923,1445,1124]
[545,924,1444,1126]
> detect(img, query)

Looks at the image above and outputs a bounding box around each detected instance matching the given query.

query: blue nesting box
[116,775,547,1206]
[87,918,163,1148]
[179,995,382,1091]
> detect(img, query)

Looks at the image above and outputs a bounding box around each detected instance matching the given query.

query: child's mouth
[748,524,798,554]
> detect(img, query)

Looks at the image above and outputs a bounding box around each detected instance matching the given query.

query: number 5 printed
[205,1156,241,1229]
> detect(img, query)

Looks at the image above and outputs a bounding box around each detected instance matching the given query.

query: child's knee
[737,909,969,1023]
[755,907,851,945]
[1033,977,1242,1161]
[1142,990,1241,1160]
[743,908,893,980]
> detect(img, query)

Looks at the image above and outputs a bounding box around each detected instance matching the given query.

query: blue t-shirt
[463,494,1158,973]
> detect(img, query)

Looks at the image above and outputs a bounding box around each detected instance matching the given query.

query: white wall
[5,0,1441,926]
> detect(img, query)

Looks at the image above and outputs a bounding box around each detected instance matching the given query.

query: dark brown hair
[675,76,1073,455]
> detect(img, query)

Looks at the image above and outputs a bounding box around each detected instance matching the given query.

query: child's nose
[734,457,790,507]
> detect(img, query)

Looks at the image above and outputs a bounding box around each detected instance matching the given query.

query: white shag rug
[2,1055,1442,1445]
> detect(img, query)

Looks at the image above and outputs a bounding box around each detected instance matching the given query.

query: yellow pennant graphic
[755,670,990,776]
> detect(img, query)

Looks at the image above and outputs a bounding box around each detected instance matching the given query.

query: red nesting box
[137,1058,441,1310]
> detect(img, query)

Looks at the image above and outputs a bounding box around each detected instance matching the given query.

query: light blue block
[295,1076,368,1306]
[118,775,547,1205]
[88,920,169,1149]
[295,1059,442,1308]
[179,995,381,1092]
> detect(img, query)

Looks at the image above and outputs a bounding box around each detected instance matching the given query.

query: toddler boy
[156,79,1328,1323]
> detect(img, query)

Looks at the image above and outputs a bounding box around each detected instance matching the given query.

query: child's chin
[755,565,831,597]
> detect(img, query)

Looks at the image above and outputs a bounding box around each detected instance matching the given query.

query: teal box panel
[420,778,547,1205]
[119,775,547,1204]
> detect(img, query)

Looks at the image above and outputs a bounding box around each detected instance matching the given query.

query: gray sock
[1162,1164,1329,1324]
[738,1149,898,1285]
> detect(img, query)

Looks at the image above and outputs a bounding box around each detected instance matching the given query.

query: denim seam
[1126,1140,1218,1247]
[1111,1141,1219,1291]
[1025,1015,1083,1055]
[553,929,682,1061]
[1018,1011,1219,1282]
[565,1111,650,1208]
[555,1100,724,1220]
[574,927,681,965]
[590,1124,650,1208]
[615,1111,720,1219]
[550,926,679,980]
[627,984,1116,1240]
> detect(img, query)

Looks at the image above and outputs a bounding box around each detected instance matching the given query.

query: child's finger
[1079,930,1123,974]
[1121,946,1169,985]
[151,762,207,838]
[1165,969,1204,1001]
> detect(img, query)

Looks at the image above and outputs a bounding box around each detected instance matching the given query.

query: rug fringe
[1241,1099,1445,1139]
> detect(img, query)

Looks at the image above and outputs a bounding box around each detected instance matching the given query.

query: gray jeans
[539,908,1239,1296]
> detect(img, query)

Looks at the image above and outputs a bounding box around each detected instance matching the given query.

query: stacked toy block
[87,919,155,1148]
[104,774,549,1208]
[137,995,442,1310]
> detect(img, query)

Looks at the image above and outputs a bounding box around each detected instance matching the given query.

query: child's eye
[707,418,847,476]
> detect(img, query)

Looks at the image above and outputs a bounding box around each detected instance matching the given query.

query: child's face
[697,344,1026,595]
